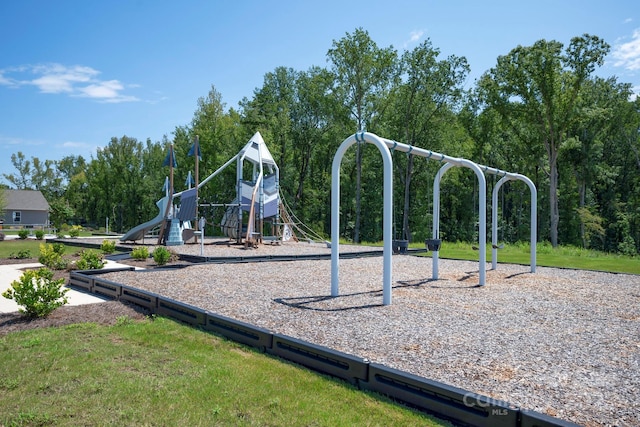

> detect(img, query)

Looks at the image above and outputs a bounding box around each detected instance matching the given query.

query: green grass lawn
[417,240,640,275]
[0,238,118,260]
[0,317,448,427]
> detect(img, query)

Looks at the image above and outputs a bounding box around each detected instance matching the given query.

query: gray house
[1,189,50,228]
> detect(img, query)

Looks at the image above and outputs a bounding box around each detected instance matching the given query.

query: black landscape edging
[73,270,583,427]
[68,273,94,292]
[91,277,122,298]
[204,312,273,351]
[156,297,206,326]
[267,333,369,385]
[361,363,518,427]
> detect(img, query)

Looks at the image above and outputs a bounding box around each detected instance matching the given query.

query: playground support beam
[491,175,537,272]
[379,137,523,181]
[173,153,239,199]
[379,135,536,281]
[331,132,393,305]
[432,161,487,286]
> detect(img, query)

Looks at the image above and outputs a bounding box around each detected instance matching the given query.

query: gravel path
[98,242,639,427]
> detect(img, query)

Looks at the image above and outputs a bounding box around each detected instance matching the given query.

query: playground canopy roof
[239,132,277,167]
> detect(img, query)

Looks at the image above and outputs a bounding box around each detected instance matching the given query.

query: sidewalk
[0,260,134,314]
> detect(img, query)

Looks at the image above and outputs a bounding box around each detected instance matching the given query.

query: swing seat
[182,228,196,243]
[392,240,409,254]
[425,239,441,251]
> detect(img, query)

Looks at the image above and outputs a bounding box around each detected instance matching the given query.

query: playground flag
[185,171,195,188]
[163,147,178,168]
[187,142,202,160]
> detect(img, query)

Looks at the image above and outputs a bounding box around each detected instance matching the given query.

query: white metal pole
[432,163,454,280]
[199,216,205,256]
[492,176,511,270]
[331,132,394,305]
[460,159,487,286]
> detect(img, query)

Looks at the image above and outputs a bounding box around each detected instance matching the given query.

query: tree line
[3,28,639,254]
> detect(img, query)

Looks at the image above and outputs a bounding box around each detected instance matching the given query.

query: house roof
[3,189,50,211]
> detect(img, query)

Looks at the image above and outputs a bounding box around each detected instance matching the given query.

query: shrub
[35,230,45,240]
[101,239,116,254]
[618,235,637,257]
[68,225,83,238]
[152,247,172,266]
[0,232,5,241]
[52,243,66,255]
[10,250,32,259]
[18,229,29,239]
[131,246,149,260]
[38,243,69,270]
[75,249,106,270]
[2,268,69,318]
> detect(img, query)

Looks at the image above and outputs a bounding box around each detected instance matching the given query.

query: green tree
[241,65,347,231]
[478,34,610,246]
[3,152,32,189]
[327,28,399,242]
[387,39,470,241]
[184,85,243,224]
[289,67,343,210]
[559,77,633,248]
[85,136,163,232]
[48,198,76,230]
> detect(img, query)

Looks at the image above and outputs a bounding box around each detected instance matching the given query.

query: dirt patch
[0,301,150,336]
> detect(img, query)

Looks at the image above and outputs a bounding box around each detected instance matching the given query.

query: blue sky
[1,0,638,185]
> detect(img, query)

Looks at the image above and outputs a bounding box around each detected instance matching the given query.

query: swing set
[331,132,537,305]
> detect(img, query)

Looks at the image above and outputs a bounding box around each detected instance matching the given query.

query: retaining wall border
[69,270,582,427]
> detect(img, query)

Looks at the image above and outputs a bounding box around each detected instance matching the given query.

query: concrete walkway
[0,260,132,314]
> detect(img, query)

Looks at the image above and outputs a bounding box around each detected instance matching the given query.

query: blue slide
[120,196,169,242]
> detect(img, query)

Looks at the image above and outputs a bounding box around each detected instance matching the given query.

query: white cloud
[0,63,139,102]
[61,141,92,149]
[612,29,640,71]
[77,80,139,103]
[0,71,16,87]
[403,30,425,48]
[409,30,424,43]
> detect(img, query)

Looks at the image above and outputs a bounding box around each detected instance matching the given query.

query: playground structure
[331,132,537,305]
[120,132,289,246]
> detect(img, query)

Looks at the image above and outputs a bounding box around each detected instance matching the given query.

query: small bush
[152,247,172,266]
[618,235,637,257]
[10,250,32,259]
[38,243,69,270]
[35,230,45,240]
[52,243,66,255]
[101,239,116,254]
[18,229,29,239]
[131,246,149,260]
[68,225,82,238]
[75,249,106,270]
[2,268,69,318]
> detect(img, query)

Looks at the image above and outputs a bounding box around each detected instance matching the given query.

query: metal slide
[119,196,169,242]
